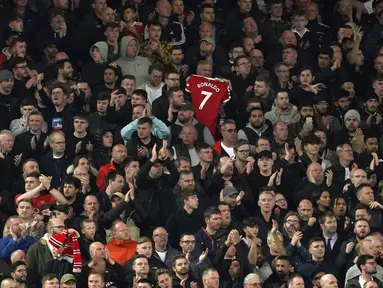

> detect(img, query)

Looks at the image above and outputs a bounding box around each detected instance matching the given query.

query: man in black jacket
[39,130,73,189]
[13,110,47,161]
[135,140,180,235]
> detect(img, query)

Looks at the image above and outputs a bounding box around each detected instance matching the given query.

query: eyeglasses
[16,269,27,273]
[238,62,251,67]
[154,233,169,238]
[16,65,28,69]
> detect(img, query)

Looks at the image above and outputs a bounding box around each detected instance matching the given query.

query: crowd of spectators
[2,0,383,287]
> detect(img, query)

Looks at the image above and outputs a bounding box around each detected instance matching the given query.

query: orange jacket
[105,239,137,264]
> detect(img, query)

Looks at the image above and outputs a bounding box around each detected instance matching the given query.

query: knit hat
[344,109,361,123]
[0,70,13,83]
[49,229,82,273]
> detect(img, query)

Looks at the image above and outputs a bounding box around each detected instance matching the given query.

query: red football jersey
[186,74,230,138]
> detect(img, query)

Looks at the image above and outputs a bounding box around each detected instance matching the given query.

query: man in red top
[105,220,137,264]
[96,144,127,190]
[14,171,68,213]
[186,57,230,138]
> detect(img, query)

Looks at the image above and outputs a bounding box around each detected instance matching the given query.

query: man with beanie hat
[330,109,362,150]
[0,69,19,130]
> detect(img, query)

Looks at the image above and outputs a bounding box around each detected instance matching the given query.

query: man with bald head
[105,220,137,264]
[320,274,338,288]
[294,163,325,205]
[297,199,319,234]
[152,227,181,269]
[96,144,127,190]
[88,241,125,286]
[154,0,185,46]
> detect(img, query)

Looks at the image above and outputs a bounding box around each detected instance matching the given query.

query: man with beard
[178,233,212,281]
[45,59,75,95]
[0,70,19,131]
[152,74,183,124]
[10,261,30,288]
[283,212,312,266]
[263,256,294,288]
[355,134,381,170]
[265,90,300,125]
[288,102,316,141]
[195,206,224,262]
[172,255,195,287]
[337,218,370,269]
[313,94,342,135]
[346,255,383,288]
[237,107,273,155]
[170,101,215,146]
[9,57,35,100]
[92,66,118,99]
[360,95,381,129]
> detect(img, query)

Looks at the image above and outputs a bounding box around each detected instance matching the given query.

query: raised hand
[199,248,208,263]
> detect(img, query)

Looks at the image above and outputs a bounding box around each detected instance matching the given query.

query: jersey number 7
[199,91,213,110]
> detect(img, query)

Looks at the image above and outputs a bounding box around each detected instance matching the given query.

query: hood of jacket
[245,122,270,134]
[119,36,140,60]
[90,41,108,63]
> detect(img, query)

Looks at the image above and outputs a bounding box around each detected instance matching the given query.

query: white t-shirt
[156,250,167,263]
[221,142,235,158]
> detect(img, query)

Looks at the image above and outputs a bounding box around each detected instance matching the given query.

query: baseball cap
[0,70,13,83]
[111,192,125,200]
[60,274,76,284]
[200,37,215,46]
[256,150,273,160]
[223,186,239,197]
[179,101,194,111]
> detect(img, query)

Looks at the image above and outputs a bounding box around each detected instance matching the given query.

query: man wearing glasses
[179,233,212,281]
[152,227,181,269]
[25,217,66,277]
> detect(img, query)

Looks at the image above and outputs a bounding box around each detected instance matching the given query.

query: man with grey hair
[10,250,26,263]
[244,273,263,288]
[326,143,354,196]
[0,129,22,195]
